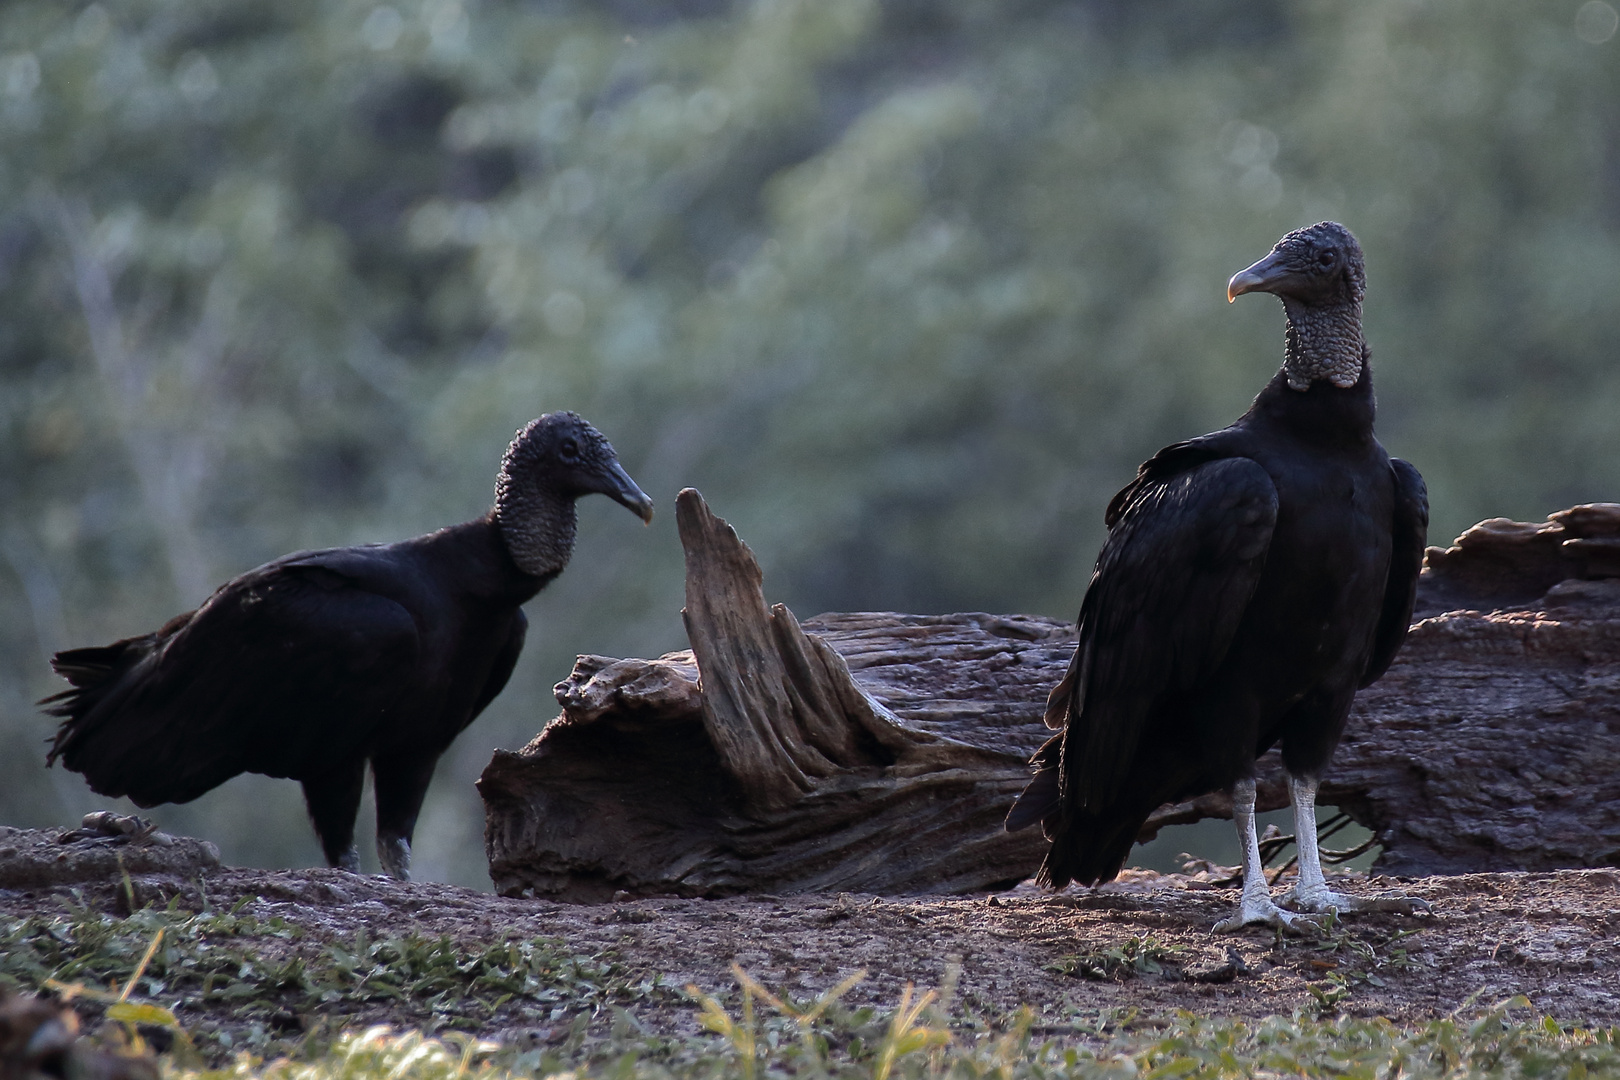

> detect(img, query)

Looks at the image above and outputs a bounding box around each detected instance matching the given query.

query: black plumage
[43,411,653,880]
[1007,223,1428,930]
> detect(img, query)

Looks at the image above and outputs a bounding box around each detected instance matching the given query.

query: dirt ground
[4,824,1619,1043]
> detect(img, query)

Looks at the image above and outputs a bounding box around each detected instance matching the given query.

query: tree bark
[479,497,1620,899]
[1314,506,1620,874]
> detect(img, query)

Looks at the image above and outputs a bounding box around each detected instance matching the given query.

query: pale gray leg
[377,834,412,881]
[1279,775,1345,910]
[336,846,361,873]
[1213,777,1318,934]
[1279,775,1430,917]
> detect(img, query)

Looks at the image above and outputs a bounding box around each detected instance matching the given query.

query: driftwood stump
[479,497,1620,898]
[479,490,1057,899]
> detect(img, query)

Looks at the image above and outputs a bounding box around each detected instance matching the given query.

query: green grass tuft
[152,994,1620,1080]
[8,904,1620,1077]
[1,899,671,1058]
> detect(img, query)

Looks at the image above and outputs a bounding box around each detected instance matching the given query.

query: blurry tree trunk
[480,500,1620,899]
[49,195,230,608]
[0,529,69,667]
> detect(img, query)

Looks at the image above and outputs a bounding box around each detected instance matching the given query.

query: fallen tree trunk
[479,491,1060,900]
[1317,507,1620,874]
[479,496,1620,899]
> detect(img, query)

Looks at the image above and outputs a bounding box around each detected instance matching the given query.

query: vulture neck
[1279,296,1364,393]
[494,482,577,581]
[1251,299,1376,445]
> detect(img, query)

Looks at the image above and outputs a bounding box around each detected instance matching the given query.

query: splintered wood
[478,498,1620,899]
[479,489,1051,899]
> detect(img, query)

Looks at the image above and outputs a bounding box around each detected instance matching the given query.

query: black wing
[1007,454,1277,833]
[466,609,527,725]
[1069,457,1278,808]
[1103,432,1241,528]
[1359,457,1428,688]
[46,559,419,806]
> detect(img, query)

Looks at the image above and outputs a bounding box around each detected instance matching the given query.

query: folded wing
[45,560,419,806]
[1008,454,1278,885]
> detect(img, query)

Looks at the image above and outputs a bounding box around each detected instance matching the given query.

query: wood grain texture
[479,500,1620,898]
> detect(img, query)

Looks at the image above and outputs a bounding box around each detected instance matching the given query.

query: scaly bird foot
[336,846,361,874]
[1280,885,1432,918]
[377,835,412,881]
[1213,894,1329,936]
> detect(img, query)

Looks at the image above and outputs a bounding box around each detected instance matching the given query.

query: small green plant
[0,901,670,1060]
[47,926,196,1059]
[687,962,871,1080]
[1304,971,1353,1015]
[1285,918,1432,998]
[17,929,1620,1080]
[1046,936,1185,981]
[139,990,1620,1080]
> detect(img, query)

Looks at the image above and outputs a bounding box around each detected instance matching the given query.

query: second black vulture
[1007,223,1429,931]
[43,411,653,880]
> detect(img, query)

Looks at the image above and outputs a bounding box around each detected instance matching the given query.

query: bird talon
[1214,898,1326,937]
[377,836,412,881]
[1212,914,1325,937]
[1369,895,1432,916]
[1277,888,1344,914]
[1280,887,1431,919]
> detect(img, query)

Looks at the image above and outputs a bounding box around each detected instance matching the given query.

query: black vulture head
[495,411,653,576]
[1227,222,1368,390]
[1226,221,1365,308]
[500,411,654,520]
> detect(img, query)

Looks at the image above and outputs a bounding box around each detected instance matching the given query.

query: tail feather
[1005,732,1063,833]
[41,610,261,807]
[1013,730,1152,887]
[1037,805,1154,889]
[1042,666,1076,730]
[41,627,177,766]
[49,640,144,687]
[1004,767,1057,832]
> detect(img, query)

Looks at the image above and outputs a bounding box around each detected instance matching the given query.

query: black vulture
[1006,223,1429,931]
[43,411,653,881]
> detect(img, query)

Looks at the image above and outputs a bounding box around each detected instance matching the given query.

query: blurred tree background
[2,0,1616,888]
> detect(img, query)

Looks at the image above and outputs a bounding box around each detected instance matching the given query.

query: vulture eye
[1317,249,1337,267]
[559,437,580,461]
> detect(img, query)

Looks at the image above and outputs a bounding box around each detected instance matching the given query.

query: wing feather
[467,609,527,725]
[47,560,419,805]
[1008,453,1276,837]
[1359,457,1428,688]
[1068,457,1278,812]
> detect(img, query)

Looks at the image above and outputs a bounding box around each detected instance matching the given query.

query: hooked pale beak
[1227,249,1294,303]
[600,460,655,524]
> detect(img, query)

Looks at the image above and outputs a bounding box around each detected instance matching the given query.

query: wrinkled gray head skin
[1228,221,1368,392]
[494,411,653,578]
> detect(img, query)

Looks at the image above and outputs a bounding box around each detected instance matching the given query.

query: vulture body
[1008,223,1428,931]
[44,412,653,880]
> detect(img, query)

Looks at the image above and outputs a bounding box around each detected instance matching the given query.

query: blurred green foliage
[1,0,1616,887]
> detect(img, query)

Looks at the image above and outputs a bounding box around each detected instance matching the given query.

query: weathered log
[1316,506,1620,874]
[479,490,1060,899]
[479,499,1620,898]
